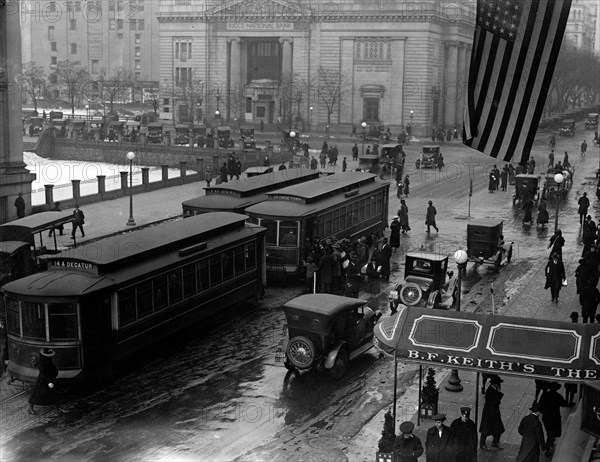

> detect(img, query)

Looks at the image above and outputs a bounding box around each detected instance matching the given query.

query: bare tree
[311,66,351,136]
[21,61,46,111]
[278,72,308,130]
[96,67,137,117]
[172,69,205,125]
[52,60,88,116]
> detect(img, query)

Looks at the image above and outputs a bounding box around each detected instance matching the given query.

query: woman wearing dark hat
[479,375,505,451]
[393,421,423,462]
[538,382,567,456]
[398,199,410,234]
[516,402,547,462]
[536,198,549,228]
[450,407,477,461]
[425,414,453,462]
[390,217,401,252]
[28,348,62,415]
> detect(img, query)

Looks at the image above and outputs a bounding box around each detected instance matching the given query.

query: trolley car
[245,172,390,279]
[2,212,266,384]
[181,169,322,216]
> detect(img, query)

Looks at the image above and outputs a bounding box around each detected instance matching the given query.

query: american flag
[463,0,572,164]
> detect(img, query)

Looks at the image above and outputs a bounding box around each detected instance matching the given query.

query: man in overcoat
[450,406,477,461]
[343,252,361,298]
[317,247,335,294]
[393,421,423,462]
[578,192,590,225]
[425,200,439,233]
[516,402,547,462]
[377,237,392,281]
[580,281,600,323]
[545,252,566,303]
[538,382,568,456]
[479,375,505,450]
[425,414,453,462]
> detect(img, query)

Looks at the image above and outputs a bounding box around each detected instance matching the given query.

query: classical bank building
[158,0,474,135]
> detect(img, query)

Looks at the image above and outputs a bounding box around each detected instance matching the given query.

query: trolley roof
[283,294,367,317]
[182,169,321,211]
[0,211,74,241]
[467,219,504,228]
[264,172,378,203]
[46,212,247,270]
[245,173,388,218]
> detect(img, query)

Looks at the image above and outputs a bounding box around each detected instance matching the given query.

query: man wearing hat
[377,237,392,282]
[425,413,453,462]
[538,382,567,456]
[393,421,423,462]
[479,375,505,450]
[425,200,439,233]
[516,402,547,462]
[450,406,477,461]
[578,192,590,225]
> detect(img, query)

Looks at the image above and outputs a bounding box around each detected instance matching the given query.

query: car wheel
[399,282,423,306]
[329,347,349,380]
[286,336,316,370]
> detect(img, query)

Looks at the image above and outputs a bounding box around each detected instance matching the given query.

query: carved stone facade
[157,0,475,135]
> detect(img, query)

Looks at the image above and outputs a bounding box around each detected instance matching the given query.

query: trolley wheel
[329,347,349,380]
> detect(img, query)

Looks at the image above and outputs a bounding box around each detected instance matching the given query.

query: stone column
[161,165,169,185]
[44,185,54,207]
[71,180,81,206]
[228,37,241,121]
[141,167,150,189]
[97,175,106,198]
[444,41,459,130]
[455,43,466,130]
[179,161,187,183]
[196,158,204,177]
[120,171,128,191]
[279,38,293,125]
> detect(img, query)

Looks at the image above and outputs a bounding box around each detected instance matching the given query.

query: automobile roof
[467,219,504,228]
[405,252,448,261]
[283,294,367,316]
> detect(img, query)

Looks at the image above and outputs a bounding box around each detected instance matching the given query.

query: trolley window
[222,249,234,281]
[137,279,153,318]
[22,302,46,341]
[234,246,245,276]
[197,259,209,291]
[153,274,168,310]
[279,221,298,247]
[182,263,196,298]
[339,206,346,230]
[210,255,222,285]
[119,287,136,326]
[48,303,78,340]
[168,269,183,303]
[261,219,277,245]
[246,242,257,270]
[6,298,20,336]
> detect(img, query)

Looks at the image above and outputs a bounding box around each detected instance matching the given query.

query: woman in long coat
[398,199,410,233]
[390,217,401,251]
[479,378,505,449]
[536,199,549,227]
[545,253,566,302]
[538,382,567,453]
[28,348,60,414]
[403,175,410,197]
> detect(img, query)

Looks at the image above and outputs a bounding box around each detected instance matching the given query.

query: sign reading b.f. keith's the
[405,349,600,380]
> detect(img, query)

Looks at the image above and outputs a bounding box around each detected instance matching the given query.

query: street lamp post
[309,106,313,134]
[445,249,468,392]
[361,121,367,155]
[126,151,136,226]
[289,130,296,163]
[216,89,221,114]
[553,173,564,232]
[85,104,89,121]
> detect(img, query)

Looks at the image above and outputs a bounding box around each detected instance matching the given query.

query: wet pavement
[1,125,599,461]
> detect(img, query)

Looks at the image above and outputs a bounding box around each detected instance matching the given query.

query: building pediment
[206,0,311,19]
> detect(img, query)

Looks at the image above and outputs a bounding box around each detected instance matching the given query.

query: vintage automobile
[388,252,458,312]
[512,174,540,205]
[415,145,440,169]
[282,294,382,379]
[174,125,190,145]
[192,126,207,147]
[359,124,386,141]
[467,219,513,270]
[217,126,235,148]
[51,119,69,137]
[241,127,256,150]
[586,113,599,130]
[559,119,575,137]
[29,117,44,136]
[147,123,164,144]
[70,120,86,139]
[49,110,63,120]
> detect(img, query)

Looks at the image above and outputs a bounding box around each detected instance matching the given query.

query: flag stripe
[504,1,556,160]
[519,0,572,161]
[463,0,572,164]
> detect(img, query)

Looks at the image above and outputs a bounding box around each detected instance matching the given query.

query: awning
[373,306,600,382]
